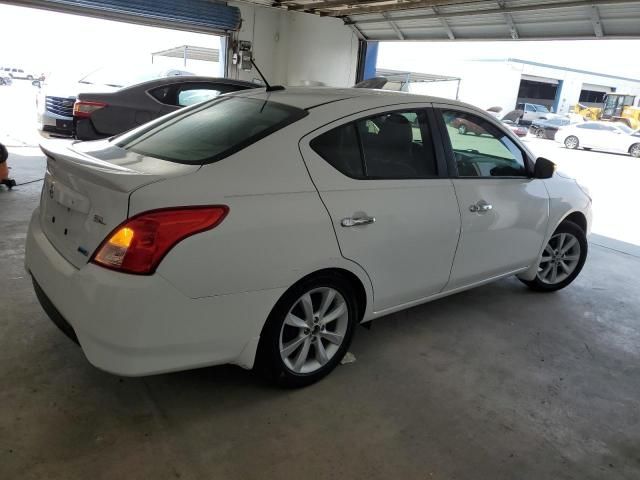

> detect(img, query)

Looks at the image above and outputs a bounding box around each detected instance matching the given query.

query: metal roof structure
[375,68,462,95]
[273,0,640,40]
[152,46,220,63]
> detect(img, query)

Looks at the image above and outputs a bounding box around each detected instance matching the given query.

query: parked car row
[1,66,41,80]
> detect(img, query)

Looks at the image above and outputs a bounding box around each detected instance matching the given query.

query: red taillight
[73,100,107,118]
[91,206,229,275]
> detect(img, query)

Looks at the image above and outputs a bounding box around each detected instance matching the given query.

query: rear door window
[310,109,438,179]
[116,97,307,164]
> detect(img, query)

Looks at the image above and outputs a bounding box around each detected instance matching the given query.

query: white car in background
[26,88,592,387]
[557,121,640,157]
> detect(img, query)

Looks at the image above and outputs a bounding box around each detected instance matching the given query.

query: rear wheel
[564,136,579,149]
[256,273,358,387]
[520,221,587,292]
[536,129,545,138]
[458,124,467,135]
[629,143,640,158]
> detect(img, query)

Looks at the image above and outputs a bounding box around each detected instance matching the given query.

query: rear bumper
[25,208,282,376]
[74,118,108,141]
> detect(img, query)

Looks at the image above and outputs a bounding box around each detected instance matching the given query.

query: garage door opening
[373,39,640,250]
[516,76,559,112]
[0,3,226,147]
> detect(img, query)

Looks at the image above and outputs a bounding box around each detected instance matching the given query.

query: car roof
[123,76,257,91]
[234,86,479,111]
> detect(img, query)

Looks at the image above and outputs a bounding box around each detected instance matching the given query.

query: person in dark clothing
[0,142,17,189]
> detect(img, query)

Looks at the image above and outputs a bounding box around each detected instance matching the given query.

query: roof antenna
[251,58,285,92]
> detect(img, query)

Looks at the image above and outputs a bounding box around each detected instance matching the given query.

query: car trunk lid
[39,139,199,269]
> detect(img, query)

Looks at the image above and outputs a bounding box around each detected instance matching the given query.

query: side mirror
[534,157,556,179]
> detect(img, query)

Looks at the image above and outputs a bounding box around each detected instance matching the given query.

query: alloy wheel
[458,125,467,134]
[630,144,640,158]
[537,233,581,284]
[536,129,545,138]
[564,136,579,149]
[278,287,349,374]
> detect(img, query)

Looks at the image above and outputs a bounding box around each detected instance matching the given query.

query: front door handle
[341,215,376,227]
[469,200,493,213]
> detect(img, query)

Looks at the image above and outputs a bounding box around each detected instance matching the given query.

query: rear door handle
[469,200,492,213]
[341,215,376,227]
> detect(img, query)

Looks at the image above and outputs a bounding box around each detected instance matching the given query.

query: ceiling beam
[497,0,519,39]
[347,0,638,22]
[591,5,604,37]
[345,20,368,40]
[319,0,477,15]
[432,5,455,40]
[284,0,394,12]
[383,12,406,39]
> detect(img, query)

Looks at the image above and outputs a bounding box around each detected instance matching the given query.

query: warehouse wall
[227,3,358,87]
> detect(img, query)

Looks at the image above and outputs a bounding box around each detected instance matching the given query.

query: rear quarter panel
[128,122,373,312]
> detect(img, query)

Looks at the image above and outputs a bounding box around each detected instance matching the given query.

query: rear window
[116,96,307,164]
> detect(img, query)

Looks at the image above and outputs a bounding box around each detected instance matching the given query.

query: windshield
[614,123,634,134]
[116,96,307,164]
[79,66,193,88]
[547,118,569,126]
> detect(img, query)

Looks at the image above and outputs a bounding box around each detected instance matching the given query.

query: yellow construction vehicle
[574,93,640,129]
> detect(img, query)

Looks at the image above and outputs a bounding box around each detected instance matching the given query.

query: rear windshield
[116,96,307,164]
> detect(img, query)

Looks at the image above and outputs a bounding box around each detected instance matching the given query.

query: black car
[74,76,257,140]
[529,117,571,139]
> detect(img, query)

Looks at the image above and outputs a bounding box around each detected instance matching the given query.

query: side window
[441,110,528,178]
[150,86,172,104]
[310,124,364,178]
[356,110,437,178]
[178,88,221,107]
[525,104,535,112]
[311,110,437,179]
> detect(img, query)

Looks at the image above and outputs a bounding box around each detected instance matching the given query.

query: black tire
[629,143,640,158]
[255,273,358,388]
[564,135,579,149]
[458,124,467,135]
[520,221,588,292]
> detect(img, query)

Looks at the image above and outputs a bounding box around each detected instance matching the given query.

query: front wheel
[564,135,579,149]
[629,143,640,158]
[520,221,587,292]
[256,273,358,387]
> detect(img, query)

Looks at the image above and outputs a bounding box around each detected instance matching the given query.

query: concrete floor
[2,150,640,480]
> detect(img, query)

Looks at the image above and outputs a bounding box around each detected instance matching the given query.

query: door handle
[469,200,492,213]
[341,215,376,227]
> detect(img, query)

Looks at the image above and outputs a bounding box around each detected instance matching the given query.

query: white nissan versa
[26,88,592,387]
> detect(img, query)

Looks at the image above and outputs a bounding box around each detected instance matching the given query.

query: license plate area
[40,176,91,264]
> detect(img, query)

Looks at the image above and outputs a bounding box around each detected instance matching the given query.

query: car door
[606,125,632,152]
[300,106,461,313]
[434,105,549,290]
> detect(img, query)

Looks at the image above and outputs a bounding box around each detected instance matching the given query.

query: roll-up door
[6,0,241,34]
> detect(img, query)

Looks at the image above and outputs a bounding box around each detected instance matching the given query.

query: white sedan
[556,121,640,157]
[26,88,592,386]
